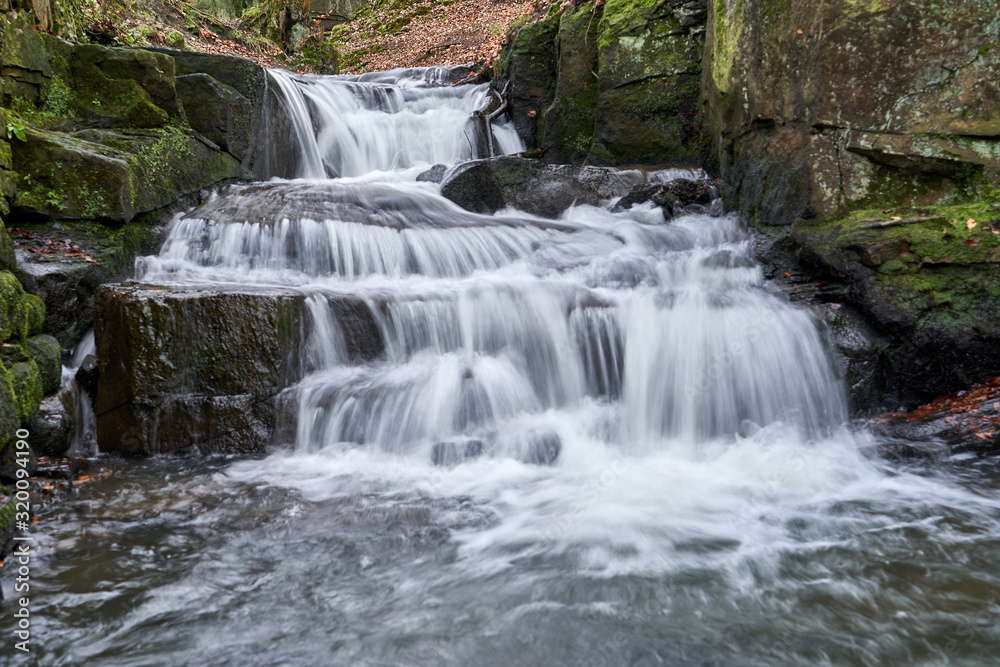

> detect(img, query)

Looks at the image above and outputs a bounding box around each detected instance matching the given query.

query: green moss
[167,30,187,49]
[797,197,1000,335]
[9,359,42,425]
[41,76,73,118]
[26,334,61,395]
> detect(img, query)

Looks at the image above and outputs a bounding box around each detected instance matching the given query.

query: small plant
[489,23,503,36]
[6,122,26,142]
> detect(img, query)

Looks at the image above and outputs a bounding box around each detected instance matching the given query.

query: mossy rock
[12,124,240,223]
[9,359,42,425]
[69,45,182,128]
[0,272,42,342]
[166,30,187,50]
[26,334,61,395]
[0,219,15,272]
[175,73,253,159]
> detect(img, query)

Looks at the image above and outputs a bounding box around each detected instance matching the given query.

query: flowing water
[6,68,1000,666]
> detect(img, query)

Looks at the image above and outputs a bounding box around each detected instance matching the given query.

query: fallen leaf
[796,28,803,34]
[526,108,536,118]
[967,219,977,229]
[891,216,902,221]
[783,272,792,278]
[966,238,981,246]
[975,430,996,440]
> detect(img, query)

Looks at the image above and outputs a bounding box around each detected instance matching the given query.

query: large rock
[705,0,1000,226]
[11,125,240,223]
[69,45,182,128]
[497,0,709,166]
[441,156,694,217]
[95,285,383,454]
[28,393,72,457]
[793,202,1000,404]
[25,333,61,395]
[150,48,299,179]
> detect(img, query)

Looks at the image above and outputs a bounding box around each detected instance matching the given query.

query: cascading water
[13,67,1000,666]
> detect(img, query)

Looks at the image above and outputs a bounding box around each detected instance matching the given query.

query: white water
[17,67,1000,666]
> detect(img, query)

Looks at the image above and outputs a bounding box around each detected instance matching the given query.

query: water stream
[5,67,1000,666]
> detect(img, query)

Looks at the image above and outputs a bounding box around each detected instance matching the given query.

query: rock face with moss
[95,285,383,454]
[700,0,1000,402]
[0,271,60,482]
[498,0,709,165]
[705,0,1000,226]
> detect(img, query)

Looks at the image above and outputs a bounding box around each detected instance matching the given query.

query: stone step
[95,283,382,455]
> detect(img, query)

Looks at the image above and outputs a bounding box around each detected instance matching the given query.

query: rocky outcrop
[440,155,710,217]
[698,0,1000,406]
[497,0,709,166]
[705,0,1000,227]
[94,285,383,454]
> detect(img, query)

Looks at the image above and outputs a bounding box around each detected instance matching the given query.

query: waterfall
[139,66,845,462]
[267,68,515,178]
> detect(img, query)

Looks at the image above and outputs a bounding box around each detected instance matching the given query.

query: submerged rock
[511,429,562,465]
[431,439,484,466]
[416,164,448,183]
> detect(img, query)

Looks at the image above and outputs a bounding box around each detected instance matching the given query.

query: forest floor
[75,0,553,74]
[328,0,541,73]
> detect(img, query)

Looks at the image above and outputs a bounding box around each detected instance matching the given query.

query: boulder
[11,125,240,223]
[496,0,708,165]
[175,73,253,159]
[415,164,447,183]
[28,393,72,457]
[68,45,183,128]
[440,157,693,218]
[439,161,506,214]
[95,285,383,454]
[25,334,61,395]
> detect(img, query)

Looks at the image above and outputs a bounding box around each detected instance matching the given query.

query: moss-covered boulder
[95,284,383,454]
[26,334,61,395]
[11,124,240,223]
[68,45,183,128]
[0,272,43,342]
